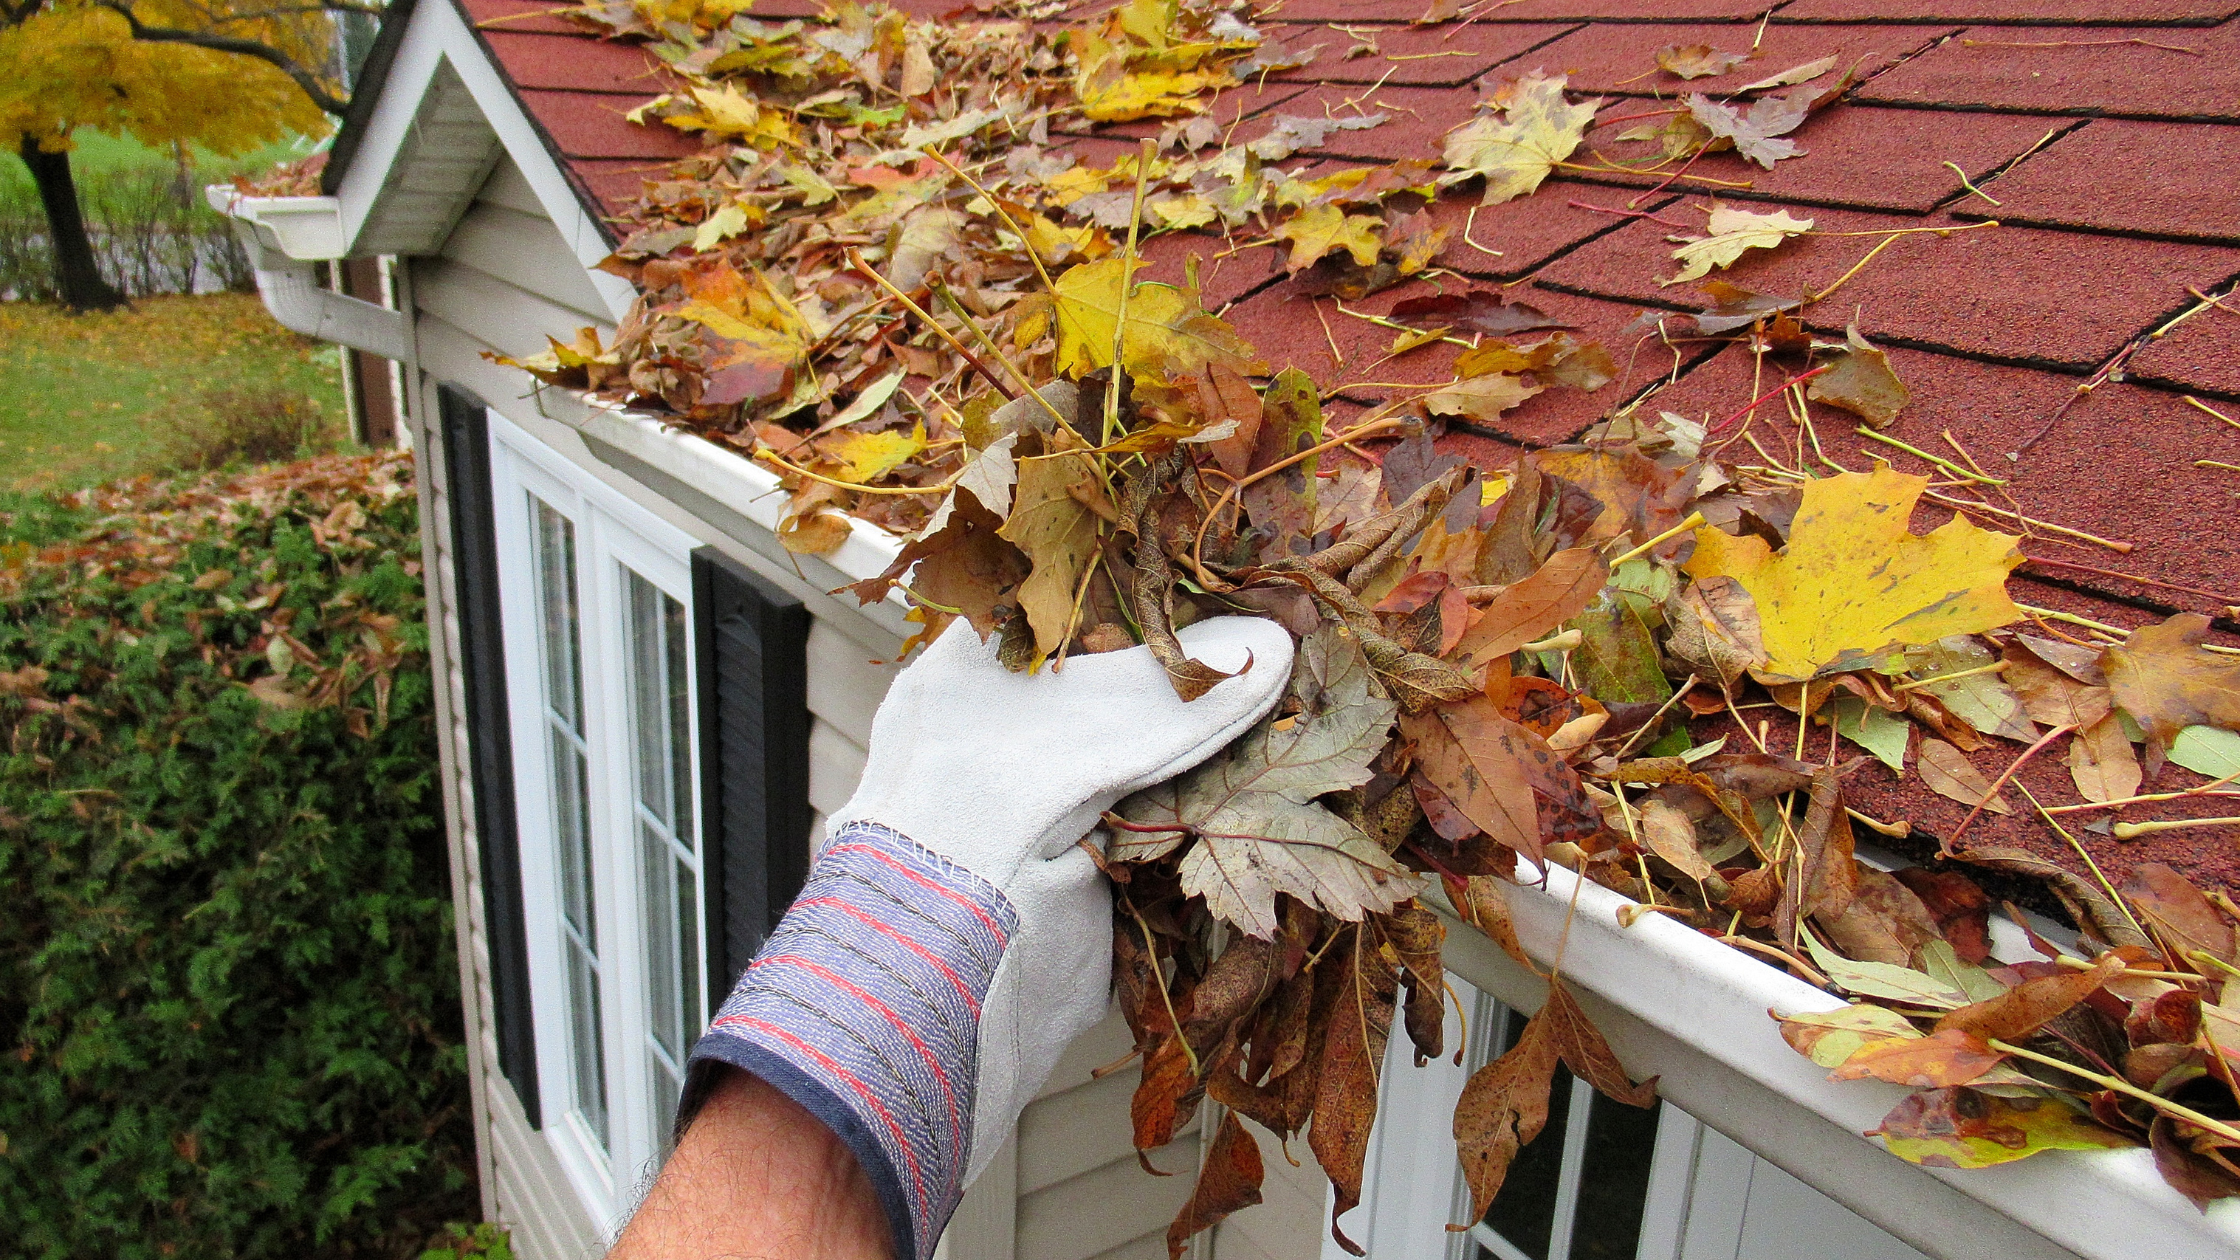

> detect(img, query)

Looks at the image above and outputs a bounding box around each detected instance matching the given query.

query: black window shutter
[437,384,541,1128]
[691,547,812,1012]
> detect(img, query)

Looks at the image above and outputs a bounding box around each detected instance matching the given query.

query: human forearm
[608,1067,890,1260]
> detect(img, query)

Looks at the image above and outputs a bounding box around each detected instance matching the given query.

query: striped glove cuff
[680,821,1017,1260]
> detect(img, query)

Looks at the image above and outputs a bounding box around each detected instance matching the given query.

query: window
[491,414,707,1228]
[1333,975,1931,1260]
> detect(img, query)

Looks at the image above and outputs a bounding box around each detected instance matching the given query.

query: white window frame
[1328,974,1928,1260]
[489,412,707,1234]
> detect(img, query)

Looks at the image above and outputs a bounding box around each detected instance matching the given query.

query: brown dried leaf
[2101,612,2240,774]
[1443,872,1534,971]
[1453,994,1561,1224]
[1311,929,1399,1255]
[1806,325,1909,428]
[1916,739,2012,816]
[2122,863,2236,967]
[1936,955,2126,1043]
[1542,979,1658,1107]
[1890,868,1994,964]
[1403,703,1542,863]
[1388,288,1575,337]
[1166,1112,1265,1257]
[2005,642,2114,731]
[1656,44,1751,79]
[1450,548,1608,670]
[2069,714,2142,805]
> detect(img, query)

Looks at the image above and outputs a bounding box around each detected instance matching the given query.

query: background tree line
[0,0,379,311]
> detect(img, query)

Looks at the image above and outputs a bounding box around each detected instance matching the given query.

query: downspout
[205,188,409,361]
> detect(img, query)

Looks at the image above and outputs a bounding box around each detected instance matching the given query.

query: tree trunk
[17,138,126,313]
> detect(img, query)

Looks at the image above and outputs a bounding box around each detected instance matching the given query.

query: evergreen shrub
[0,452,474,1258]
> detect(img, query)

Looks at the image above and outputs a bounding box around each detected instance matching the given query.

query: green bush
[0,452,475,1258]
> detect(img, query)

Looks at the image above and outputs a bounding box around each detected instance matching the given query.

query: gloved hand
[681,615,1293,1260]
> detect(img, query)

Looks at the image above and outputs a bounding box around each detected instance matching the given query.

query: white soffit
[330,0,637,322]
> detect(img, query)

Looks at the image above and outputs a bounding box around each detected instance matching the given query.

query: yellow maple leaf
[821,424,928,485]
[1664,204,1814,285]
[1683,466,2024,682]
[1023,257,1266,380]
[1272,204,1385,273]
[663,83,800,149]
[1440,70,1601,205]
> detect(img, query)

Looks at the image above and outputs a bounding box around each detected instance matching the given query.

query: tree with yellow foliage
[0,0,365,310]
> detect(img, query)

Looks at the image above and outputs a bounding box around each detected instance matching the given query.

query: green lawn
[0,294,347,492]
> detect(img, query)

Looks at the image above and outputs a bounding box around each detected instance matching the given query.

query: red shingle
[2127,304,2240,400]
[515,89,703,160]
[1571,103,2065,214]
[1522,19,1939,96]
[1774,0,2240,21]
[1954,119,2240,244]
[1532,205,2240,369]
[1271,0,1779,19]
[458,0,586,36]
[480,31,672,95]
[1639,345,2240,612]
[1261,20,1578,86]
[1854,25,2240,120]
[1420,182,1678,280]
[567,158,673,218]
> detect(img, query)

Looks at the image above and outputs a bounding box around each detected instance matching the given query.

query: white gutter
[1450,864,2240,1260]
[205,187,410,362]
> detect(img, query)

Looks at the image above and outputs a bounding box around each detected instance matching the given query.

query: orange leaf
[1832,1028,2008,1088]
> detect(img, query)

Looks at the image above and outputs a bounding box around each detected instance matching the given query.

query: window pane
[677,851,701,1037]
[529,495,606,1150]
[625,570,700,1158]
[1567,1091,1661,1260]
[566,935,608,1147]
[534,498,583,728]
[641,820,683,1061]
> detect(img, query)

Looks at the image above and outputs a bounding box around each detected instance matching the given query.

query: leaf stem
[1107,139,1157,448]
[1854,426,2008,485]
[1130,902,1200,1078]
[844,247,1022,403]
[1987,1038,2240,1146]
[2014,780,2150,944]
[2113,816,2240,840]
[1891,659,2007,691]
[1710,365,1828,433]
[751,448,959,496]
[1941,723,2076,854]
[1607,511,1707,567]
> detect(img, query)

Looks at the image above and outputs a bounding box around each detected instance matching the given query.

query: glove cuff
[680,821,1016,1260]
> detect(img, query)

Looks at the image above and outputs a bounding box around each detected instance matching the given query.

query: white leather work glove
[680,616,1292,1260]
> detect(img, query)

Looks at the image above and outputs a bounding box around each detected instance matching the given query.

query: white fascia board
[1465,862,2240,1260]
[540,389,908,595]
[327,0,637,322]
